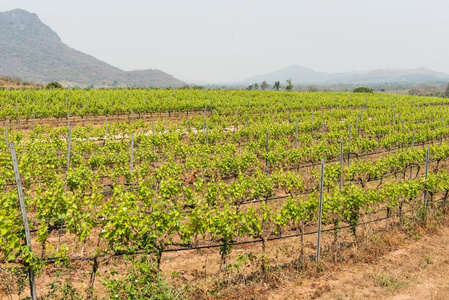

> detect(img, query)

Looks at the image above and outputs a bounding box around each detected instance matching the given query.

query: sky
[1,0,449,83]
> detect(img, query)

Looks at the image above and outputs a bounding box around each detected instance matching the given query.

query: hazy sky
[1,0,449,83]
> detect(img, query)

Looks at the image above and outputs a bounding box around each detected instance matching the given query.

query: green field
[2,89,449,299]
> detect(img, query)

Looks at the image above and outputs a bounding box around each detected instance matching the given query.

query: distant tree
[307,85,318,92]
[408,88,421,96]
[408,86,441,97]
[253,83,259,90]
[247,85,253,91]
[273,81,281,91]
[261,81,268,90]
[353,87,373,93]
[45,82,63,89]
[285,79,293,91]
[445,82,449,98]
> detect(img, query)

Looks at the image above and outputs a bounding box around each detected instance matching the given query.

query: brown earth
[309,221,449,300]
[0,76,42,89]
[225,216,449,300]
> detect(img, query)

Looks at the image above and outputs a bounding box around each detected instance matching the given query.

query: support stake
[316,158,325,264]
[9,142,37,300]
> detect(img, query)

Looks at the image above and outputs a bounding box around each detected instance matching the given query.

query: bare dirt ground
[262,218,449,300]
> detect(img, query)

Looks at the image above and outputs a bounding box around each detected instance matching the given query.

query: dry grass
[261,213,449,300]
[2,206,448,299]
[179,211,449,300]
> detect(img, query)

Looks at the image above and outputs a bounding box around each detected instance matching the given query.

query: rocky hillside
[0,9,185,88]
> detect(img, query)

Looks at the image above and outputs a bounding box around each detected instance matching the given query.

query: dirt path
[266,220,449,300]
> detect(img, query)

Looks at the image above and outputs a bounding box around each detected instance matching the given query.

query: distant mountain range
[2,9,447,89]
[240,65,449,86]
[0,9,185,88]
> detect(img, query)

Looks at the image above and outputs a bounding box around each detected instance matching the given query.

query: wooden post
[411,131,415,179]
[130,133,135,175]
[58,126,72,252]
[165,111,168,133]
[14,97,18,120]
[316,158,325,264]
[348,124,351,167]
[64,126,73,191]
[423,146,429,209]
[265,130,269,175]
[9,142,37,300]
[152,121,155,155]
[295,118,298,149]
[340,139,343,190]
[236,108,238,131]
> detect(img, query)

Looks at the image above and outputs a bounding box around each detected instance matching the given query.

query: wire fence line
[1,139,446,234]
[5,194,439,266]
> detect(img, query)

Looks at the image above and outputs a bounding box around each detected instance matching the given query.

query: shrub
[353,87,373,93]
[46,82,63,89]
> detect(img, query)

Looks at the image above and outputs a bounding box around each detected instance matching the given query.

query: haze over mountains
[0,9,185,87]
[240,65,449,86]
[1,9,448,89]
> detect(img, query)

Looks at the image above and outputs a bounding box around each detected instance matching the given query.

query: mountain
[242,65,332,85]
[353,68,449,83]
[0,9,185,87]
[241,65,449,86]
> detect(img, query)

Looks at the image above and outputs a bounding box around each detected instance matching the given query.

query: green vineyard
[1,88,449,299]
